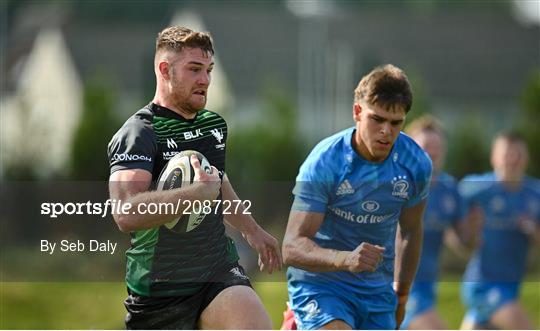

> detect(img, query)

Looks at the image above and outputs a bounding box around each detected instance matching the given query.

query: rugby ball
[157,150,212,233]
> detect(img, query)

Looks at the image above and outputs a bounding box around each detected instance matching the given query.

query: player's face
[412,130,445,172]
[167,47,214,114]
[491,138,528,182]
[353,102,406,162]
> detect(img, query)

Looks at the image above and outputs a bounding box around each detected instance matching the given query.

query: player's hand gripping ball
[156,150,213,233]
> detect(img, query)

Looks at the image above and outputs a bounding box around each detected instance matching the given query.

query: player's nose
[380,122,392,135]
[198,71,211,86]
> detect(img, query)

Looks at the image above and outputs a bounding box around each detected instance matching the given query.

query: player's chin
[189,101,206,112]
[372,147,391,160]
[187,93,204,106]
[373,141,392,151]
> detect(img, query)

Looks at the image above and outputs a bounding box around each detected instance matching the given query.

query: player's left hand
[243,225,283,274]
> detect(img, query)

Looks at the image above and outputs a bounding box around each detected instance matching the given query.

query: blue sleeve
[405,159,432,208]
[291,154,334,214]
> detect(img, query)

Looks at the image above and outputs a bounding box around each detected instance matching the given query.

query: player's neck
[152,93,197,120]
[495,170,524,190]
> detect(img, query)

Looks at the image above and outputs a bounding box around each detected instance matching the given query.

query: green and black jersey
[107,103,239,297]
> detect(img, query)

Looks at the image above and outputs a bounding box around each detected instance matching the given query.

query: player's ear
[353,103,362,122]
[158,61,170,80]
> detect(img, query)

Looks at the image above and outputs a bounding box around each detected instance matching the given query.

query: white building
[1,27,83,178]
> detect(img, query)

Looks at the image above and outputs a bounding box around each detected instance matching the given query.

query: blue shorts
[400,282,436,329]
[461,282,519,325]
[288,281,397,330]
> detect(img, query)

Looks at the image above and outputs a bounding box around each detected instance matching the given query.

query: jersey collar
[148,102,202,123]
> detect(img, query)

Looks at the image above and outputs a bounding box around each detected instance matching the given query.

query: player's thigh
[198,285,272,330]
[490,301,533,330]
[408,309,447,330]
[318,319,352,330]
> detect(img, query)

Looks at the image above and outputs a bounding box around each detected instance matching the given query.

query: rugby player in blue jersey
[459,132,540,330]
[282,64,433,330]
[400,116,474,329]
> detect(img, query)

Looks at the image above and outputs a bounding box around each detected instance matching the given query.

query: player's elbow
[114,214,135,233]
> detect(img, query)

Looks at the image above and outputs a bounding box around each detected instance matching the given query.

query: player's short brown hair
[156,26,214,55]
[494,131,526,145]
[405,115,445,137]
[492,131,529,155]
[354,64,413,113]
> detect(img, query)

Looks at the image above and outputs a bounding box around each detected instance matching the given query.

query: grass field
[1,281,538,329]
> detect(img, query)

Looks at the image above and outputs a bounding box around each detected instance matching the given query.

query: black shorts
[124,262,252,329]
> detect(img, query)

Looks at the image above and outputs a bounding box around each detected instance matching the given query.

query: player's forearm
[444,227,473,259]
[519,218,540,244]
[283,236,345,272]
[113,183,210,232]
[224,210,259,235]
[220,175,259,235]
[394,224,423,294]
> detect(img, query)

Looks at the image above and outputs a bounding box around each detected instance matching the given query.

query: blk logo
[184,129,203,140]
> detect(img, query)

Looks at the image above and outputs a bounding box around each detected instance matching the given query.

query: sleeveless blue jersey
[459,173,540,282]
[287,127,432,303]
[415,172,464,282]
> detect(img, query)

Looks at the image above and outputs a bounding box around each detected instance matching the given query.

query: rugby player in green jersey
[107,26,281,329]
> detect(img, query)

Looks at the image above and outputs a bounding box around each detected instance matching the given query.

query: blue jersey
[459,173,540,282]
[415,172,464,282]
[287,128,432,299]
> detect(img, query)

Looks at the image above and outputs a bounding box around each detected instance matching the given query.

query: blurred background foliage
[227,86,307,182]
[69,75,121,180]
[518,70,540,177]
[445,115,491,179]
